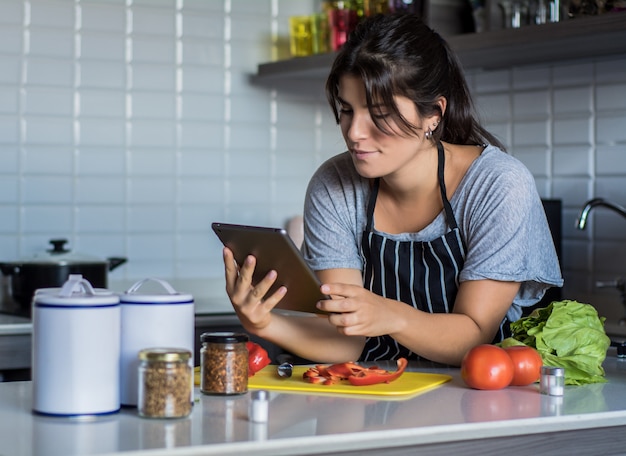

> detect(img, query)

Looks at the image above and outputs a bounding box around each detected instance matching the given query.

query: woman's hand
[222,247,287,334]
[316,283,407,337]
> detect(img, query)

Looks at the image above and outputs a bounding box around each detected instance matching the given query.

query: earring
[425,129,433,140]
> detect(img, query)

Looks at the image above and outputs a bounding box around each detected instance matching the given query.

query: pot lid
[11,239,107,266]
[33,275,119,307]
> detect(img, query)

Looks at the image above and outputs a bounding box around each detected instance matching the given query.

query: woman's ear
[436,96,447,120]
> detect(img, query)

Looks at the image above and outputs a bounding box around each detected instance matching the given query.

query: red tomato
[504,345,543,386]
[461,344,514,390]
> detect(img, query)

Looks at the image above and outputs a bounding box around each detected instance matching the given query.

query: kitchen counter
[2,353,626,456]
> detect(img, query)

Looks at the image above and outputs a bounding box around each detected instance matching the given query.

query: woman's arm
[317,278,520,366]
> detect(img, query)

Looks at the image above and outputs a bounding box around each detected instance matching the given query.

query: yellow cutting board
[246,365,451,398]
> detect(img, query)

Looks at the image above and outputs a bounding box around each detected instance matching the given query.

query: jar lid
[138,348,192,362]
[201,331,248,344]
[541,366,565,377]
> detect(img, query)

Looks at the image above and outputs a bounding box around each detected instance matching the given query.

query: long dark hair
[325,14,505,150]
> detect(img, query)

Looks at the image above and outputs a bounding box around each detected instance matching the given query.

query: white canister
[32,275,120,416]
[119,278,194,406]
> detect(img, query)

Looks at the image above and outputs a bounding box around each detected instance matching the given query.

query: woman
[223,14,562,366]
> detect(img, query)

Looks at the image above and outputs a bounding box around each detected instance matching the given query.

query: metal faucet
[576,198,626,230]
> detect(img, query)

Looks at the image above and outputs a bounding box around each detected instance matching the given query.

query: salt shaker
[540,366,565,396]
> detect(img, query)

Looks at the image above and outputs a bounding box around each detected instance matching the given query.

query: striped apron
[359,141,508,361]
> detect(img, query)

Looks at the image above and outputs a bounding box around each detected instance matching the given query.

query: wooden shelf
[252,13,626,86]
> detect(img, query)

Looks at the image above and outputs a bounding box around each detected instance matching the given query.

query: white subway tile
[25,57,74,86]
[128,205,176,232]
[128,233,175,260]
[79,118,126,146]
[80,2,126,33]
[131,6,176,36]
[594,176,626,204]
[76,205,125,233]
[78,60,126,89]
[0,25,23,54]
[181,66,225,93]
[181,93,225,122]
[180,38,224,66]
[228,149,271,178]
[128,148,176,176]
[77,147,126,175]
[0,146,19,174]
[181,11,224,39]
[179,121,224,149]
[513,90,550,118]
[596,83,626,112]
[30,1,73,28]
[131,35,176,64]
[177,204,219,231]
[552,176,592,207]
[227,176,271,204]
[29,27,74,58]
[229,123,270,150]
[512,120,548,147]
[553,145,592,177]
[0,0,23,25]
[130,63,175,91]
[130,119,176,147]
[512,66,550,90]
[131,91,176,119]
[0,87,19,114]
[22,145,73,174]
[0,175,18,204]
[24,116,73,145]
[179,149,224,176]
[0,207,18,232]
[595,57,626,84]
[475,93,510,123]
[0,56,21,84]
[553,117,592,145]
[178,177,224,204]
[76,176,126,204]
[596,145,626,176]
[21,205,74,233]
[552,61,594,86]
[0,116,19,144]
[128,176,175,203]
[473,69,510,93]
[554,86,592,115]
[23,87,73,116]
[597,113,626,144]
[80,31,125,61]
[79,89,125,117]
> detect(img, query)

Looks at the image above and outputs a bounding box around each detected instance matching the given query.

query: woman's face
[337,75,435,179]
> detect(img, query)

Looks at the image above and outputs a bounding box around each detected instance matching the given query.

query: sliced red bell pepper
[347,358,408,386]
[302,358,407,386]
[246,341,271,377]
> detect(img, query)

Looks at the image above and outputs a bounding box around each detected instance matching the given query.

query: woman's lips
[351,149,377,160]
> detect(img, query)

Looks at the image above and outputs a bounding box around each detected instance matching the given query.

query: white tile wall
[0,0,625,320]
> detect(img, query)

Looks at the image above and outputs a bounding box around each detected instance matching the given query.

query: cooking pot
[0,239,127,316]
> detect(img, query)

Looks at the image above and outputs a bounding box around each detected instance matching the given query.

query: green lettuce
[504,300,611,385]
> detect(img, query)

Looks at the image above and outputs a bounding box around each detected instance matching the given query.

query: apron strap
[437,141,459,230]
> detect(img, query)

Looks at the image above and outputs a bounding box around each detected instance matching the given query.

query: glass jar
[137,348,192,419]
[200,332,249,395]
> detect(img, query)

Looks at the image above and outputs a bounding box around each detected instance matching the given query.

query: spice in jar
[138,348,192,418]
[200,332,248,395]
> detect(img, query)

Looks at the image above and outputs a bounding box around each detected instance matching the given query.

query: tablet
[211,222,329,314]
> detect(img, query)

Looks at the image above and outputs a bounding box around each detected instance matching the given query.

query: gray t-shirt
[301,145,563,322]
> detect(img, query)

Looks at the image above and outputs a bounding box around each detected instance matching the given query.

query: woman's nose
[346,112,369,142]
